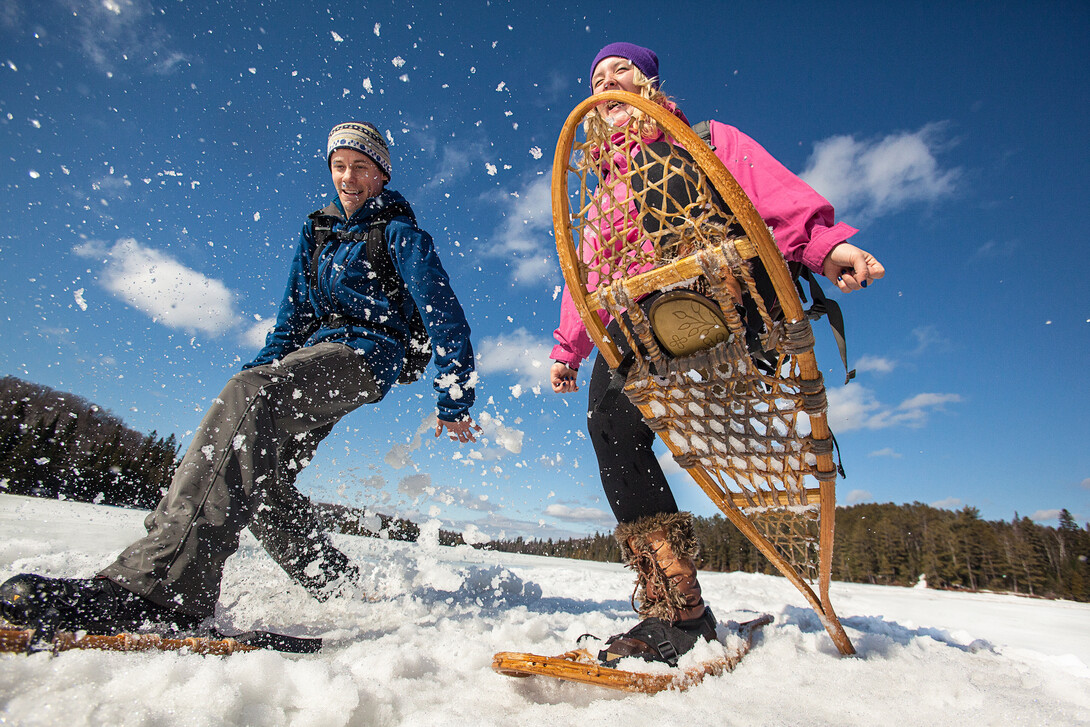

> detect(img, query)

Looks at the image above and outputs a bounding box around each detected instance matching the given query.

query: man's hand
[822,242,886,292]
[435,416,482,444]
[551,362,579,393]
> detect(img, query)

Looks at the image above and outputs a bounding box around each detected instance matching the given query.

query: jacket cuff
[549,345,583,369]
[802,223,858,273]
[437,402,472,422]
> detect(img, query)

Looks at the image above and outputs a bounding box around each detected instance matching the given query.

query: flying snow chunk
[373,23,381,36]
[363,78,373,93]
[399,74,409,83]
[248,68,256,74]
[530,146,543,160]
[74,288,87,311]
[331,31,345,42]
[28,170,40,179]
[485,163,497,176]
[461,524,489,546]
[253,212,260,221]
[392,56,406,68]
[496,82,506,92]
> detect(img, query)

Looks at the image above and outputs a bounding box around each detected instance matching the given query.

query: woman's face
[591,56,639,126]
[330,148,384,216]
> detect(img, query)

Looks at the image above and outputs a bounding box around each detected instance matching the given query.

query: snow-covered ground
[1,493,1088,726]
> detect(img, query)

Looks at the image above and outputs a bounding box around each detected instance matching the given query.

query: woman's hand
[822,242,886,292]
[435,416,482,444]
[551,362,579,393]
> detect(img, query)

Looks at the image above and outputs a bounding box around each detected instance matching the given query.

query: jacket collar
[327,188,411,224]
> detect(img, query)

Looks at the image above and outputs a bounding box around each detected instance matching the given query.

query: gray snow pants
[99,342,382,617]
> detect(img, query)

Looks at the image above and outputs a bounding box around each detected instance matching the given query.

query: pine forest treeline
[0,376,180,510]
[487,504,1090,602]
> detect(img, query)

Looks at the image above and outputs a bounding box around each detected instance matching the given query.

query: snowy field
[1,493,1088,726]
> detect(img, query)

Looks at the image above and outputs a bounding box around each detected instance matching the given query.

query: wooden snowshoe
[492,614,771,693]
[550,91,855,655]
[0,624,321,655]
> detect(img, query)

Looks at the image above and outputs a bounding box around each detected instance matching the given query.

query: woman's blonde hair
[583,66,674,142]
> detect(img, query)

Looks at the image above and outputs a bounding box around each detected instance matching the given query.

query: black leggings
[586,334,679,525]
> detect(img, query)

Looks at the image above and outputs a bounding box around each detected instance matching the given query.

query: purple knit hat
[589,42,660,89]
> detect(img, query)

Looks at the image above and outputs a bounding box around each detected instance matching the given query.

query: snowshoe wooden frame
[0,625,321,655]
[493,614,772,693]
[552,92,854,655]
[0,625,258,655]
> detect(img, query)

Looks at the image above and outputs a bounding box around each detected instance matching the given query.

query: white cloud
[485,176,556,283]
[1080,478,1090,491]
[826,383,962,432]
[868,448,903,459]
[59,0,191,76]
[931,497,963,510]
[971,239,1019,260]
[854,355,896,374]
[476,411,524,455]
[420,140,488,191]
[1030,509,1062,523]
[657,450,685,476]
[242,319,274,350]
[544,503,614,527]
[897,393,962,411]
[74,238,238,334]
[801,123,959,221]
[910,326,950,355]
[475,327,553,387]
[844,489,873,505]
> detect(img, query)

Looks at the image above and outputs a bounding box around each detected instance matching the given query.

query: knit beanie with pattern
[326,122,392,179]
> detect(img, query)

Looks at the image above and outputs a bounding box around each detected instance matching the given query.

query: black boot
[0,573,202,635]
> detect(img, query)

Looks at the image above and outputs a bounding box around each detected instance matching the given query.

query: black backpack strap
[362,202,415,303]
[596,349,637,413]
[362,204,432,385]
[797,266,854,385]
[307,203,343,292]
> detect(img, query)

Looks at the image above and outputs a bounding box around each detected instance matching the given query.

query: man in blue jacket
[1,122,479,634]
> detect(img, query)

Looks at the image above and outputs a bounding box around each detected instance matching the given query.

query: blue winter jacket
[246,189,475,421]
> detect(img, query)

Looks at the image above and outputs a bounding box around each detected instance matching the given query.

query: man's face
[330,148,384,214]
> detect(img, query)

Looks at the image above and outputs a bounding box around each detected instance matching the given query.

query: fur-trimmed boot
[599,512,717,666]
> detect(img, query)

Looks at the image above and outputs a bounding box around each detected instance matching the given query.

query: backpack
[307,202,432,385]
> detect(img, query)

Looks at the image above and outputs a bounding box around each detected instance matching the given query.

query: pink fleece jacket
[550,119,857,369]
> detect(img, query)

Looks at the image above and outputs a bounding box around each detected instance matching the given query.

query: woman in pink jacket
[549,42,884,666]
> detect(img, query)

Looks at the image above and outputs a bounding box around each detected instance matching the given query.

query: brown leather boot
[618,511,706,622]
[600,512,717,664]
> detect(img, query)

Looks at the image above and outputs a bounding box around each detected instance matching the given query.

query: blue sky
[1,0,1087,541]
